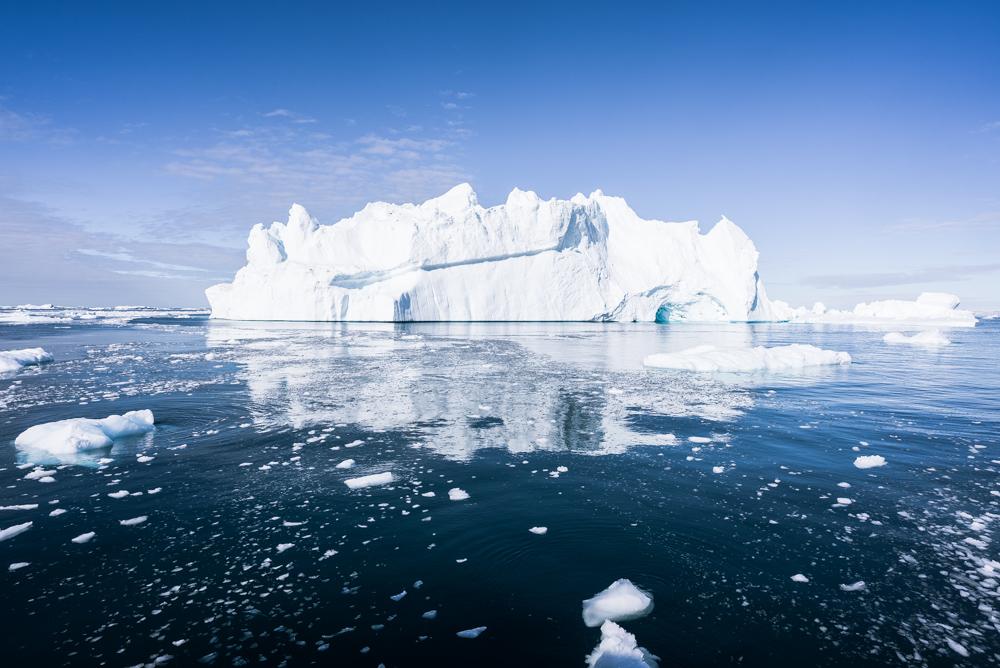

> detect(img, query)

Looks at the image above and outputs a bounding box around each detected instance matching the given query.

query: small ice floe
[712,466,725,474]
[582,578,654,627]
[0,521,32,542]
[422,610,437,620]
[71,532,95,544]
[24,468,55,480]
[136,455,154,463]
[946,638,969,657]
[835,497,853,506]
[644,343,850,373]
[688,436,712,444]
[556,466,568,473]
[790,574,809,583]
[456,626,486,639]
[335,459,355,469]
[529,526,548,535]
[107,490,130,499]
[0,347,53,374]
[148,488,162,495]
[854,455,886,469]
[276,543,294,553]
[390,590,407,601]
[49,508,67,517]
[119,516,147,526]
[15,410,154,453]
[421,492,436,498]
[448,488,470,501]
[883,330,950,347]
[345,472,394,489]
[586,620,658,668]
[840,581,866,592]
[8,562,30,571]
[0,504,38,511]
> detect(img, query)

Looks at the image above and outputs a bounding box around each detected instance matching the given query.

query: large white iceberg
[14,410,155,454]
[643,343,851,373]
[0,348,53,373]
[774,292,976,327]
[207,184,780,322]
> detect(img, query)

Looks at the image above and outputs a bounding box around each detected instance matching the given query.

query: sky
[1,1,998,310]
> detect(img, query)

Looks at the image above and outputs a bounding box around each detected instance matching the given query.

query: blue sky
[1,1,998,309]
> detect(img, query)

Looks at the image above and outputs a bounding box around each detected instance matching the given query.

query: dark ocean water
[1,314,998,667]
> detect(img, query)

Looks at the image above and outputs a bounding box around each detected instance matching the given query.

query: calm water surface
[1,314,998,667]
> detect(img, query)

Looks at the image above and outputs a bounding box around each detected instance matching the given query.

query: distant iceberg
[643,343,851,373]
[207,184,780,322]
[772,292,976,327]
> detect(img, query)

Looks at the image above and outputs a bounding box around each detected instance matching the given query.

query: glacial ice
[582,579,654,628]
[773,292,976,327]
[344,472,395,489]
[643,344,851,373]
[883,330,951,347]
[207,184,780,322]
[586,621,659,668]
[14,410,155,454]
[0,347,53,373]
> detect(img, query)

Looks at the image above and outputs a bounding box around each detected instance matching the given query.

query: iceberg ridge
[207,184,778,322]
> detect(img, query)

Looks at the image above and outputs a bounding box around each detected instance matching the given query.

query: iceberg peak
[208,184,780,322]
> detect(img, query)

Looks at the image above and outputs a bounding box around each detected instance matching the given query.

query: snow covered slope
[207,184,779,322]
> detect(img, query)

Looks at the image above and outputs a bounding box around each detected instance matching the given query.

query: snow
[0,347,53,373]
[207,185,780,323]
[448,487,470,501]
[883,330,951,347]
[586,620,659,668]
[529,526,548,535]
[854,455,886,469]
[644,344,850,373]
[773,292,976,327]
[456,626,487,639]
[344,472,394,489]
[14,410,155,454]
[0,521,32,542]
[582,579,655,627]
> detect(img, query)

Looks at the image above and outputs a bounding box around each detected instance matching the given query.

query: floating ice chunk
[582,578,654,627]
[644,344,850,373]
[883,330,950,347]
[0,348,53,373]
[390,590,407,601]
[108,490,130,499]
[836,497,853,505]
[529,526,548,535]
[448,488,470,501]
[790,574,809,583]
[0,521,32,542]
[712,466,725,474]
[840,581,866,592]
[688,436,712,444]
[120,516,148,526]
[8,562,29,571]
[946,638,969,657]
[71,532,95,544]
[335,459,355,469]
[854,455,886,469]
[345,472,394,489]
[276,543,294,553]
[24,468,55,480]
[136,455,155,463]
[586,620,659,668]
[15,410,154,453]
[49,508,67,517]
[0,504,38,511]
[456,626,487,639]
[422,610,438,620]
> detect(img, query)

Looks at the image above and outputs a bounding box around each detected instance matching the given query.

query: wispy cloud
[801,263,1000,289]
[889,211,1000,232]
[0,104,76,144]
[263,108,317,124]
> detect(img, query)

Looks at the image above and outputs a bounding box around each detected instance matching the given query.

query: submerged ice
[208,184,779,322]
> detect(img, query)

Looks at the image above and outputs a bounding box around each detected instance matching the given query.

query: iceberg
[14,410,155,454]
[586,621,659,668]
[643,343,851,373]
[883,330,950,347]
[773,292,976,327]
[0,348,53,373]
[207,184,779,322]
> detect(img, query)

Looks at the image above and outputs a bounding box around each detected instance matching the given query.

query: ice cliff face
[207,184,779,322]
